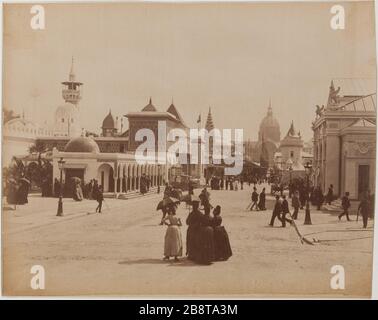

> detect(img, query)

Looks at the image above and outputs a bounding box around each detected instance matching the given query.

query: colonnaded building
[3,59,201,195]
[312,79,376,200]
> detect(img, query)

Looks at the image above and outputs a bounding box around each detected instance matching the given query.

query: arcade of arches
[97,163,167,193]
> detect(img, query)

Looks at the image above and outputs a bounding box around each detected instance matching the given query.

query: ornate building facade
[312,79,376,199]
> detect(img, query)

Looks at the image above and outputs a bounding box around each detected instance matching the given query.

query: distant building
[312,78,376,199]
[2,115,54,164]
[275,121,305,171]
[273,121,313,182]
[251,101,281,167]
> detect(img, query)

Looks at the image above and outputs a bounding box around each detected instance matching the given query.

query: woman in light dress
[163,211,183,261]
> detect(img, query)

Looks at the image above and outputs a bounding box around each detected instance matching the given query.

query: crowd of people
[207,174,267,192]
[160,185,232,265]
[53,178,105,212]
[4,177,30,209]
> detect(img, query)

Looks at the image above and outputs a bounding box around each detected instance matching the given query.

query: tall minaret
[61,57,83,107]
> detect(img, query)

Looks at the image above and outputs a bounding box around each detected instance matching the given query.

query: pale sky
[3,1,377,141]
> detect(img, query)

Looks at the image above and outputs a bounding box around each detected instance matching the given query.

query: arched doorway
[97,163,114,192]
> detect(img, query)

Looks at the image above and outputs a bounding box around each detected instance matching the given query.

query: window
[290,151,294,158]
[62,118,65,123]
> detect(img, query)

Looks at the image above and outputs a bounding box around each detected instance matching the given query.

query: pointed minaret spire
[267,98,273,116]
[69,56,75,81]
[205,107,214,131]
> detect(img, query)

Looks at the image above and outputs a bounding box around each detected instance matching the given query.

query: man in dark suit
[338,192,351,221]
[250,187,259,211]
[281,195,292,227]
[269,195,283,227]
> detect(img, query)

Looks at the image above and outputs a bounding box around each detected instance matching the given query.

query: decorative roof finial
[267,98,273,115]
[69,56,75,81]
[205,107,214,131]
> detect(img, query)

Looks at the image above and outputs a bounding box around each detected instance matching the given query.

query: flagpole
[197,113,202,180]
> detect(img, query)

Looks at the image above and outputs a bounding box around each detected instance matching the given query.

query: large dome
[64,136,100,153]
[55,102,77,117]
[259,106,279,129]
[258,105,281,143]
[102,110,116,129]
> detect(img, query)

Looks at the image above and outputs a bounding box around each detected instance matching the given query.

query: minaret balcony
[62,89,81,103]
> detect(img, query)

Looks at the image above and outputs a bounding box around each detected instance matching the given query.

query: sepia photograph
[1,1,377,298]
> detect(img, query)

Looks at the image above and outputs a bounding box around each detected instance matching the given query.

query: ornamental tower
[61,57,83,106]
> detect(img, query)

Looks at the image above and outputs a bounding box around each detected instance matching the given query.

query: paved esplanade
[3,183,374,297]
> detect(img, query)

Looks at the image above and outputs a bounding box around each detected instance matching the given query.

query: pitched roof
[332,78,376,97]
[348,118,376,128]
[167,102,185,125]
[142,98,157,112]
[337,93,376,112]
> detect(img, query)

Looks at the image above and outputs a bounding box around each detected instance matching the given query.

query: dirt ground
[2,183,374,297]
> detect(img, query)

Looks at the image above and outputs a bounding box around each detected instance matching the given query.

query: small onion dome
[102,110,116,129]
[142,97,157,112]
[64,136,100,153]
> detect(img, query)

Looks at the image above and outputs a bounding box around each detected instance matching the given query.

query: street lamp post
[157,164,161,194]
[57,157,65,217]
[304,161,312,225]
[286,158,293,198]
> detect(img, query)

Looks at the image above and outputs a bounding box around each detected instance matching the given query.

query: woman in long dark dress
[258,188,266,210]
[16,180,29,205]
[6,179,18,209]
[186,200,202,261]
[196,209,215,265]
[212,206,232,261]
[326,184,334,205]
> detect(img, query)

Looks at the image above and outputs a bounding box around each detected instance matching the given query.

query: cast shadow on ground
[118,257,206,267]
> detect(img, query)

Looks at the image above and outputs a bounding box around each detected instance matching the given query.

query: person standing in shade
[291,190,300,220]
[338,192,351,221]
[358,192,370,229]
[326,184,334,205]
[258,188,266,211]
[54,178,60,198]
[250,187,259,211]
[186,199,202,261]
[269,195,283,227]
[196,208,215,265]
[281,195,292,227]
[212,205,232,261]
[96,186,104,213]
